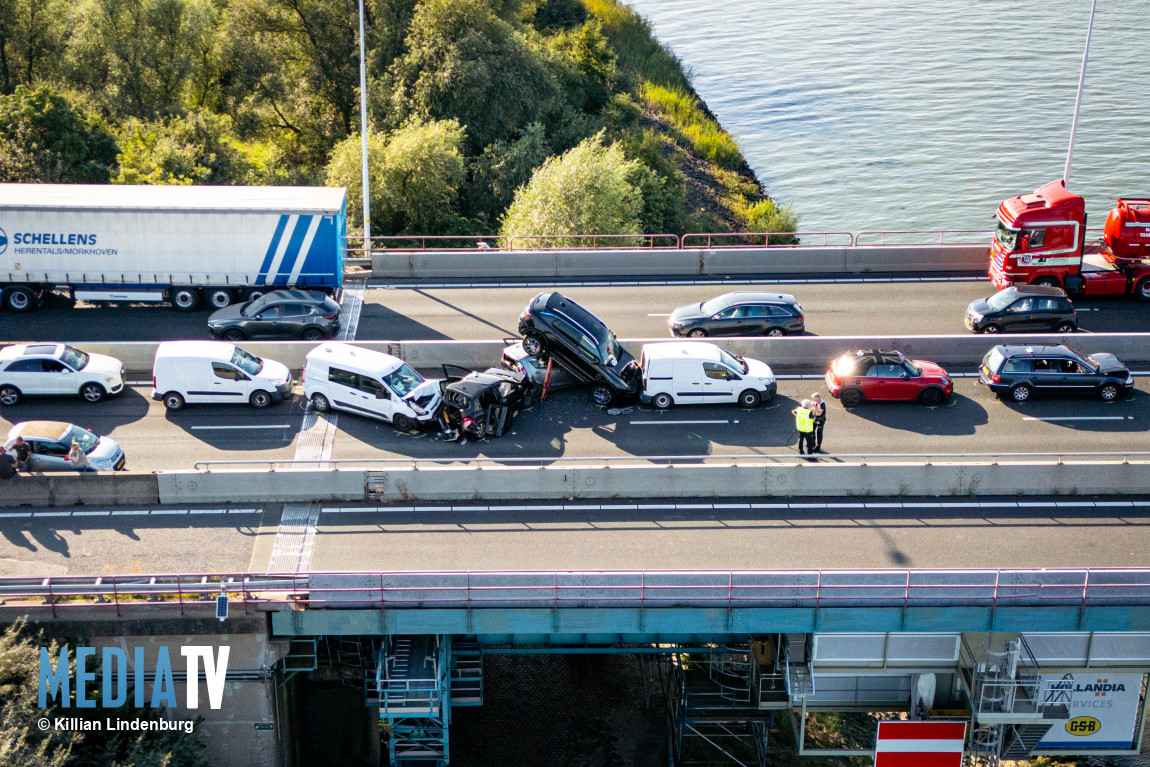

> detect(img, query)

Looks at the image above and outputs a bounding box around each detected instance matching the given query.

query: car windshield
[984,348,1006,372]
[905,360,922,376]
[718,348,748,374]
[66,425,99,453]
[994,220,1019,251]
[60,345,89,370]
[604,332,623,365]
[384,364,425,397]
[242,295,270,317]
[701,296,732,315]
[985,289,1019,311]
[1083,356,1101,372]
[230,347,263,376]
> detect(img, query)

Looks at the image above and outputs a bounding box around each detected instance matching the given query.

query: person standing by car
[792,399,815,457]
[10,436,31,471]
[810,393,827,453]
[0,447,16,480]
[67,440,94,472]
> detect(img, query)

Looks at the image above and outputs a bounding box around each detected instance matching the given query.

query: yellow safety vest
[795,407,814,433]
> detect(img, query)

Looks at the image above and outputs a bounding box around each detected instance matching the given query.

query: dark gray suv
[979,344,1134,402]
[208,289,341,341]
[668,292,804,337]
[965,285,1077,334]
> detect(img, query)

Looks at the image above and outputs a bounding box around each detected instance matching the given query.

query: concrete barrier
[372,245,990,280]
[0,472,159,507]
[71,334,1150,376]
[157,469,364,505]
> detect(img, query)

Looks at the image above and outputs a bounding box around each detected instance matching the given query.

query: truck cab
[990,180,1085,290]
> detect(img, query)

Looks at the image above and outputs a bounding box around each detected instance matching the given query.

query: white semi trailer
[0,184,347,311]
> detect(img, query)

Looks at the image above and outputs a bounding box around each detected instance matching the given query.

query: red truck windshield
[994,220,1019,251]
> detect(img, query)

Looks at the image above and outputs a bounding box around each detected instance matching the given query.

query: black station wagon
[439,366,534,440]
[979,344,1134,402]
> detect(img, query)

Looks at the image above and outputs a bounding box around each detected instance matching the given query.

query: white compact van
[640,341,776,409]
[152,341,293,410]
[302,343,442,430]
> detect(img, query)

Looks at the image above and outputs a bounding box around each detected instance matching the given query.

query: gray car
[5,421,126,471]
[668,292,804,337]
[207,289,341,341]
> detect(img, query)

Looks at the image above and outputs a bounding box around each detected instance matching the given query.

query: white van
[640,341,776,409]
[152,341,293,410]
[302,343,442,430]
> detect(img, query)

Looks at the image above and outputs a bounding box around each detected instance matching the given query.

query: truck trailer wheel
[208,289,234,308]
[170,288,201,311]
[2,286,35,312]
[1136,278,1150,302]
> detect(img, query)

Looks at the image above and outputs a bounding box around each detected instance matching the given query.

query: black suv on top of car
[667,292,804,337]
[979,344,1134,403]
[208,289,341,341]
[518,292,640,406]
[965,285,1077,334]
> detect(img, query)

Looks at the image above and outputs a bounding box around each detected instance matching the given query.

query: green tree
[463,121,549,226]
[0,0,68,94]
[501,131,643,246]
[0,624,76,767]
[389,0,559,153]
[0,84,118,182]
[326,119,467,235]
[114,110,250,184]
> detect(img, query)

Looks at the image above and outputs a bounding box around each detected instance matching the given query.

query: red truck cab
[990,181,1150,300]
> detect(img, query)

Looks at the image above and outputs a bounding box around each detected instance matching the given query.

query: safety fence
[4,568,1150,616]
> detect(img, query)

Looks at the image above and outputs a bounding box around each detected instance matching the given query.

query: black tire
[840,388,864,408]
[171,288,201,311]
[652,392,674,410]
[1054,322,1076,333]
[392,414,414,432]
[222,328,247,342]
[208,289,234,309]
[163,391,185,410]
[591,385,615,407]
[80,382,106,403]
[3,286,35,312]
[766,328,785,338]
[521,334,545,356]
[738,389,761,408]
[0,385,20,406]
[1010,383,1032,403]
[301,327,325,341]
[1033,276,1060,288]
[981,324,1002,334]
[1099,382,1121,402]
[245,288,266,302]
[919,387,945,407]
[311,393,330,413]
[687,328,707,338]
[1137,278,1150,302]
[250,390,272,408]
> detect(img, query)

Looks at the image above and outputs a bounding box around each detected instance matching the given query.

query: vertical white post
[1063,0,1098,187]
[358,0,372,253]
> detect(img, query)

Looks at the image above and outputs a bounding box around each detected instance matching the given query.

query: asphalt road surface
[4,279,1150,343]
[3,497,1148,577]
[2,379,1146,472]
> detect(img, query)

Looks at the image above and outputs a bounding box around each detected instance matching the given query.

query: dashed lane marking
[1022,416,1133,421]
[190,424,292,430]
[630,419,733,425]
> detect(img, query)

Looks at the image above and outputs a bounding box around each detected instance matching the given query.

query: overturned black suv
[439,366,535,440]
[518,292,640,406]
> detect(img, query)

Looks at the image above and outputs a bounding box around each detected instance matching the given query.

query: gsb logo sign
[0,227,7,255]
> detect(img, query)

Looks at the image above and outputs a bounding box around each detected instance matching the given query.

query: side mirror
[605,355,617,367]
[900,371,910,380]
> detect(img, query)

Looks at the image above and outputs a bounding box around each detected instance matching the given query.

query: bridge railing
[678,231,853,248]
[4,568,1150,615]
[192,450,1150,472]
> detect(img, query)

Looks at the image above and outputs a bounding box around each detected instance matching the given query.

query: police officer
[792,398,815,456]
[810,392,827,453]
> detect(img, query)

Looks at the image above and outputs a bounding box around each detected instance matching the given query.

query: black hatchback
[208,289,341,341]
[965,285,1077,334]
[979,344,1134,403]
[668,292,804,337]
[439,366,534,441]
[518,292,640,406]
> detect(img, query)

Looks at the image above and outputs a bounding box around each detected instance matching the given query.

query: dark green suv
[979,344,1133,402]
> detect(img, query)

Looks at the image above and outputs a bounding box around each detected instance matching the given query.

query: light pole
[1063,0,1098,187]
[357,0,371,254]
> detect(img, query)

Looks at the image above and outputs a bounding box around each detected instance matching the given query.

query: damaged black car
[439,366,536,441]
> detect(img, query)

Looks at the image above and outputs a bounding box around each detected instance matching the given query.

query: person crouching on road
[792,399,816,456]
[10,435,31,472]
[68,440,95,473]
[810,392,827,453]
[0,447,16,480]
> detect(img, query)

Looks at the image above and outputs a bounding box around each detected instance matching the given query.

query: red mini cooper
[825,349,953,407]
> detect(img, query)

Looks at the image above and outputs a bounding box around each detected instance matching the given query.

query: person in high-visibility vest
[792,398,815,456]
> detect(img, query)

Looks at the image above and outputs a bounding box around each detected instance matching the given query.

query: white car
[5,421,126,471]
[0,343,125,405]
[303,344,442,430]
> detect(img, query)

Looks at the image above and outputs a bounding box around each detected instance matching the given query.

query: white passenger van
[639,341,776,409]
[302,343,442,430]
[152,341,293,410]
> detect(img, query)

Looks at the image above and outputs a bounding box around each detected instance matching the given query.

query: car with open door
[438,366,534,441]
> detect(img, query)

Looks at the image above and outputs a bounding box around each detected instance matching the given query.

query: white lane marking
[631,419,731,425]
[127,379,150,385]
[647,313,672,317]
[73,510,111,516]
[0,513,32,518]
[151,509,188,515]
[1022,416,1133,421]
[191,424,291,430]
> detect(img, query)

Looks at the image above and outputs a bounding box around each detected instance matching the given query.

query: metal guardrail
[853,230,994,246]
[5,568,1150,615]
[680,231,853,248]
[191,450,1150,472]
